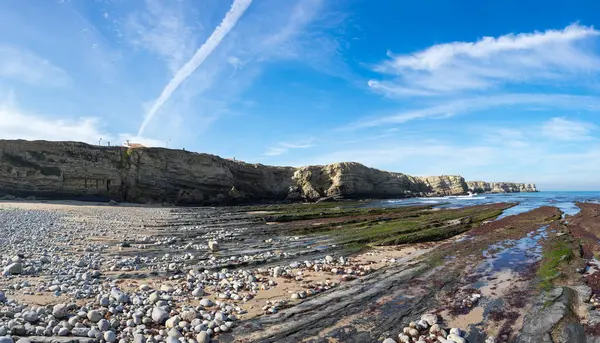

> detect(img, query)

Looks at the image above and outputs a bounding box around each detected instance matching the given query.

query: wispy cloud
[370,24,600,96]
[0,44,69,87]
[264,138,316,156]
[541,117,595,141]
[125,0,197,74]
[137,0,253,136]
[342,93,600,130]
[480,128,530,148]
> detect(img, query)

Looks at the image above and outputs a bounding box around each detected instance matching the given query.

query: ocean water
[369,191,600,218]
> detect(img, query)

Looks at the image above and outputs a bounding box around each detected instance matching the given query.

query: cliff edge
[0,140,536,205]
[467,181,538,194]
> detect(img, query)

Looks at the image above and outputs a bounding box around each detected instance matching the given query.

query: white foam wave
[454,196,487,200]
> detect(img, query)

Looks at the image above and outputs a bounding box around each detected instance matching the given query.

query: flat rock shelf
[0,198,596,343]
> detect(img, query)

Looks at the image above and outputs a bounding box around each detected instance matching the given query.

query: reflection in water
[477,226,547,273]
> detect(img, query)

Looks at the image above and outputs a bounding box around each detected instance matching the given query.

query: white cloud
[263,138,316,156]
[264,147,287,156]
[342,93,600,130]
[0,92,162,147]
[371,24,600,96]
[367,80,436,97]
[481,128,529,148]
[0,44,69,87]
[137,0,253,136]
[541,117,595,141]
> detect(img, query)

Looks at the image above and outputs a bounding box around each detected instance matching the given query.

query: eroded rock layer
[0,140,536,204]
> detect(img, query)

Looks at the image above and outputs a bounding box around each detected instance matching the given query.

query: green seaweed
[288,204,513,251]
[538,237,574,291]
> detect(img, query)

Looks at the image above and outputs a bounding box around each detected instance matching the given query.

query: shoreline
[0,190,540,209]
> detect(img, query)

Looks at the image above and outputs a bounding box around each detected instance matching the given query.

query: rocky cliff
[0,140,536,205]
[466,181,538,194]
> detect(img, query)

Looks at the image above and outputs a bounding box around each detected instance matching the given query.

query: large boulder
[3,263,22,275]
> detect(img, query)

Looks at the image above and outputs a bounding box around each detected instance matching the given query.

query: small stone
[104,331,116,343]
[397,334,410,343]
[196,331,209,343]
[449,328,461,336]
[147,292,160,305]
[167,328,181,337]
[199,299,213,307]
[58,327,69,336]
[11,326,25,336]
[97,319,110,331]
[99,297,110,307]
[88,328,99,338]
[72,328,90,337]
[180,310,196,322]
[52,304,68,319]
[152,307,169,323]
[421,313,438,326]
[447,334,466,343]
[383,339,397,343]
[325,255,334,263]
[192,288,205,297]
[165,316,180,329]
[110,289,130,303]
[87,310,103,323]
[23,311,38,323]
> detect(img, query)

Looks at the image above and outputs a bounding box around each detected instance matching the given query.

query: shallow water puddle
[443,306,484,328]
[478,269,525,298]
[497,201,582,220]
[477,226,547,274]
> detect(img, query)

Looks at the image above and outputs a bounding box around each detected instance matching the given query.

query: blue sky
[1,0,600,190]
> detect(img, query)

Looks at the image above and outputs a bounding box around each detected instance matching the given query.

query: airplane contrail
[138,0,253,136]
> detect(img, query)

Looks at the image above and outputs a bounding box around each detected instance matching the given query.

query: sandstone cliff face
[416,176,469,196]
[291,162,464,200]
[466,181,538,194]
[0,140,535,205]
